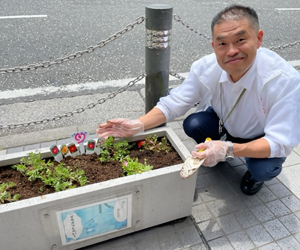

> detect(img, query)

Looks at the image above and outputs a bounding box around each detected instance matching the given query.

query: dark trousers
[182,107,285,182]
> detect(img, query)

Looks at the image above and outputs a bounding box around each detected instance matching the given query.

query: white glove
[96,118,144,138]
[192,140,228,167]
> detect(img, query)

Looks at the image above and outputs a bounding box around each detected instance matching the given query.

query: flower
[61,145,68,155]
[68,144,77,153]
[123,161,128,167]
[51,146,59,155]
[88,142,95,150]
[138,141,145,148]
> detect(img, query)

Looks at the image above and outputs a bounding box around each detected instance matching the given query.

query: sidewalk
[1,118,300,250]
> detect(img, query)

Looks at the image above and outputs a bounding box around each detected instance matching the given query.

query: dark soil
[0,142,183,203]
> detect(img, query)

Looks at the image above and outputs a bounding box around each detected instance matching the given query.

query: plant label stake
[60,144,71,157]
[94,137,105,155]
[67,143,80,157]
[71,132,88,155]
[86,140,96,155]
[50,144,63,162]
[180,137,211,179]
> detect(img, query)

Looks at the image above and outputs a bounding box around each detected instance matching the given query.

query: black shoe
[240,171,264,195]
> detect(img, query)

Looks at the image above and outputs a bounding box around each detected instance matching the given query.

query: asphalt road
[0,0,300,95]
[0,0,300,139]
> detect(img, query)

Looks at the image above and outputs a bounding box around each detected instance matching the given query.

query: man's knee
[246,157,285,182]
[183,114,198,137]
[251,167,282,182]
[183,110,220,143]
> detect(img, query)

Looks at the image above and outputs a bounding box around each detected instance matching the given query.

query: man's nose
[227,44,239,56]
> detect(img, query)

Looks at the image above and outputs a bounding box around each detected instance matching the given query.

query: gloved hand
[96,118,144,138]
[192,140,228,167]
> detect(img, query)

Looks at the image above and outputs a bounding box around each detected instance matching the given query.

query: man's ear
[257,30,264,48]
[211,41,215,49]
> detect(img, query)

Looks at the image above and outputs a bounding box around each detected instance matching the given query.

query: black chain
[0,74,145,129]
[0,17,145,74]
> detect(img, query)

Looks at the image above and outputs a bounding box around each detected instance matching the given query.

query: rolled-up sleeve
[263,74,300,157]
[156,61,206,122]
[156,54,219,122]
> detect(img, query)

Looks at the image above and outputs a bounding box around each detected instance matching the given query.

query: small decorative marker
[86,140,96,155]
[71,132,88,154]
[67,143,80,157]
[50,144,63,162]
[60,144,71,157]
[94,137,105,155]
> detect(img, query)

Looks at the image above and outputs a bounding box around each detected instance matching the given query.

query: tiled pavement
[1,120,300,250]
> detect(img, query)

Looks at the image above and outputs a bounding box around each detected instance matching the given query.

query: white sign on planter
[57,194,132,245]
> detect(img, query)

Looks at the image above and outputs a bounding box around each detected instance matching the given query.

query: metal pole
[145,4,172,114]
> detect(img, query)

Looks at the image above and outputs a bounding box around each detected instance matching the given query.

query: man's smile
[225,57,244,64]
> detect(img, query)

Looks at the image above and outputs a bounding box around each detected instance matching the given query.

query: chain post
[145,4,172,117]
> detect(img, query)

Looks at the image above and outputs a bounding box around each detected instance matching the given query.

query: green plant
[0,182,20,203]
[12,152,88,192]
[13,152,54,180]
[121,156,153,176]
[138,135,171,153]
[98,136,133,162]
[39,164,88,192]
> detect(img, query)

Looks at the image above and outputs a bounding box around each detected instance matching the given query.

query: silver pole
[145,4,173,114]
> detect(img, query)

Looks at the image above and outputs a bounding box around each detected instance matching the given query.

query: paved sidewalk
[1,118,300,250]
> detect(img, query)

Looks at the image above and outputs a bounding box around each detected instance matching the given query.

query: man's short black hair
[211,4,259,33]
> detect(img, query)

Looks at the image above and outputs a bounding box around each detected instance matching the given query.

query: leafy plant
[98,136,133,162]
[13,152,53,181]
[0,182,20,203]
[138,135,171,153]
[12,152,88,192]
[121,156,153,176]
[39,164,88,192]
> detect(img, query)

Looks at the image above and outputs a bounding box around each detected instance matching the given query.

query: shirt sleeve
[263,73,300,157]
[155,60,209,122]
[263,137,292,158]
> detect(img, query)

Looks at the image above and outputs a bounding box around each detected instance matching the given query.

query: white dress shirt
[156,48,300,158]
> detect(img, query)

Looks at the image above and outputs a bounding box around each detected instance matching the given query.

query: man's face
[211,18,263,82]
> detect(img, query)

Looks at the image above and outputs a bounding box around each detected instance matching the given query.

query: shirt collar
[219,56,257,90]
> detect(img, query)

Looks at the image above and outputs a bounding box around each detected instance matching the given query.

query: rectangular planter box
[0,126,197,250]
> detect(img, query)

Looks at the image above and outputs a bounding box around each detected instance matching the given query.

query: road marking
[276,8,300,11]
[289,60,300,67]
[0,78,146,100]
[1,59,299,101]
[0,15,47,20]
[0,73,189,101]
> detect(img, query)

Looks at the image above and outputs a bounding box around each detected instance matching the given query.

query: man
[96,5,300,195]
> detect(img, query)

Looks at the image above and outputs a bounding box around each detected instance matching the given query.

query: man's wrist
[225,141,234,160]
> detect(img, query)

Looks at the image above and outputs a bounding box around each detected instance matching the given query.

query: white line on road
[1,59,300,101]
[275,8,300,11]
[289,60,300,67]
[0,73,189,101]
[0,78,146,100]
[0,15,47,19]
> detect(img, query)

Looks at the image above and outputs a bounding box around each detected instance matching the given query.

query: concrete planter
[0,126,196,250]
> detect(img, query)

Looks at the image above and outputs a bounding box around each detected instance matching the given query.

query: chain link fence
[1,14,299,130]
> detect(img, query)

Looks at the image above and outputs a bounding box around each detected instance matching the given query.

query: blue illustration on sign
[56,195,132,245]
